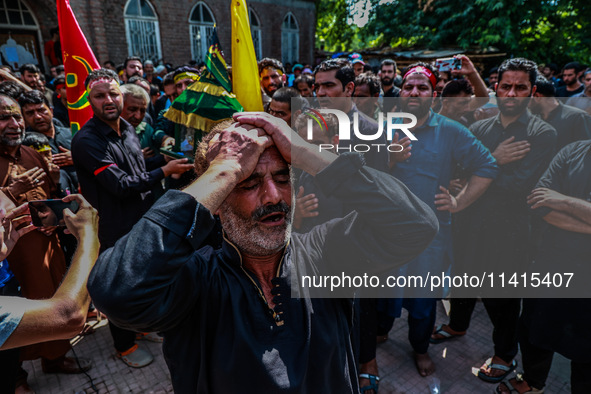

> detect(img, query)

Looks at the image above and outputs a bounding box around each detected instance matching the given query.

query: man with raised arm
[88,112,439,393]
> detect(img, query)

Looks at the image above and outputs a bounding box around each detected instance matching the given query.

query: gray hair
[120,83,149,105]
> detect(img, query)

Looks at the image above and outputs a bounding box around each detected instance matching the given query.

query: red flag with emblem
[57,0,100,134]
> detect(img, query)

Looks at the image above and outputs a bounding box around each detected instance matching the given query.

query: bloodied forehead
[0,95,20,115]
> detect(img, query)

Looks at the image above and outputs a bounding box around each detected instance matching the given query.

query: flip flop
[430,324,466,344]
[478,358,517,383]
[359,373,380,394]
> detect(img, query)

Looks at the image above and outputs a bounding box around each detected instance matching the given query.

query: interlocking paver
[22,301,570,393]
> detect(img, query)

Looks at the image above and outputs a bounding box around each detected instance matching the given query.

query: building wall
[21,0,316,70]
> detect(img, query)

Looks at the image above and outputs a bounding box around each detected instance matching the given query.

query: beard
[400,97,432,119]
[266,82,284,98]
[0,128,24,146]
[91,102,122,122]
[381,76,393,86]
[497,97,530,117]
[220,201,292,256]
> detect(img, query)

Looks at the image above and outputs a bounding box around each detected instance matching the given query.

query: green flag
[163,73,243,132]
[164,27,242,134]
[206,27,232,92]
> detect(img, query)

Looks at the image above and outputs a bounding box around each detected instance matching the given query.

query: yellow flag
[231,0,264,111]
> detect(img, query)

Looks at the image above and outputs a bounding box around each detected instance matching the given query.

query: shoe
[117,344,153,368]
[42,355,92,374]
[136,332,164,343]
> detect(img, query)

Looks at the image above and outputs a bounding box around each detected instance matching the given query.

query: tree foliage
[316,0,591,65]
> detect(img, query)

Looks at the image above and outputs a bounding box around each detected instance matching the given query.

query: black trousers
[108,321,137,353]
[520,321,591,393]
[448,298,476,332]
[377,305,436,355]
[359,298,377,364]
[359,298,437,363]
[449,298,520,363]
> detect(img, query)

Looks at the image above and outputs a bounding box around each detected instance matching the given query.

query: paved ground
[22,300,570,393]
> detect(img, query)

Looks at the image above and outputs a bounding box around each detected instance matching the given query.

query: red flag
[57,0,100,134]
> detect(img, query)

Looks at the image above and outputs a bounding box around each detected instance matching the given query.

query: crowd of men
[0,48,589,394]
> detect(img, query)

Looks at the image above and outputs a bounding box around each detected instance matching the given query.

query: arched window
[0,0,42,70]
[124,0,162,62]
[281,13,299,65]
[0,0,36,26]
[189,2,215,63]
[249,8,262,60]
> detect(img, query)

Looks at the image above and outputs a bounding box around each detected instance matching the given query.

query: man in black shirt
[314,59,389,172]
[71,69,193,368]
[380,59,400,98]
[87,113,438,393]
[438,58,557,384]
[530,76,591,150]
[555,62,584,98]
[497,140,591,393]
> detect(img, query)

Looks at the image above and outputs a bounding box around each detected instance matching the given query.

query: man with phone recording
[0,94,91,390]
[71,69,193,368]
[0,195,100,392]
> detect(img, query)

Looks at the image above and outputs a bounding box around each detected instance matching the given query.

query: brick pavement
[22,301,570,393]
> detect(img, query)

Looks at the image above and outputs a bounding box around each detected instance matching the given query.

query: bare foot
[414,352,435,377]
[359,358,379,394]
[479,355,513,379]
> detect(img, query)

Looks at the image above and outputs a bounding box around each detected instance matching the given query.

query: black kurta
[523,140,591,361]
[88,153,438,393]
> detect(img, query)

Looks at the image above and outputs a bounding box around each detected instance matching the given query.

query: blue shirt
[389,111,498,297]
[0,300,24,347]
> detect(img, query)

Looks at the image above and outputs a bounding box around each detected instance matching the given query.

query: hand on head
[206,120,274,183]
[232,112,311,169]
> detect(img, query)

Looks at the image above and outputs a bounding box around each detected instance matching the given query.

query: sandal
[430,324,466,344]
[478,357,517,383]
[136,332,164,343]
[495,376,545,393]
[359,373,380,394]
[117,344,153,368]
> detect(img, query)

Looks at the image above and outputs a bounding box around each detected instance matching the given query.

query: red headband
[55,83,65,91]
[403,66,437,89]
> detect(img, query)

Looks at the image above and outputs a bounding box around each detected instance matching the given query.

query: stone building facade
[0,0,316,73]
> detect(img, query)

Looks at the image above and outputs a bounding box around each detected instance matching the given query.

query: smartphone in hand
[435,57,462,73]
[28,199,79,227]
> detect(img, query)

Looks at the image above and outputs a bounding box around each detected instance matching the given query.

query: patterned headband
[403,66,437,89]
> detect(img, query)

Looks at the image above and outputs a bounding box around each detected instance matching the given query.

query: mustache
[2,127,23,134]
[252,201,290,221]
